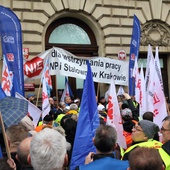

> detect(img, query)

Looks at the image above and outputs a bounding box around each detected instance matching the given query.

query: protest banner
[24,47,128,86]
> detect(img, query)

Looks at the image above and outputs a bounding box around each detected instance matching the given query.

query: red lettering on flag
[153,93,160,105]
[42,92,48,102]
[6,53,14,61]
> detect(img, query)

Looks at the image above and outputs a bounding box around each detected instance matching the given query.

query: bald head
[17,137,32,165]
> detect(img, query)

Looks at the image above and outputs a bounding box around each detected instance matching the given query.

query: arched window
[45,17,98,98]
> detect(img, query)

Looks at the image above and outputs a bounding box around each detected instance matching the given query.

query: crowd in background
[0,92,170,170]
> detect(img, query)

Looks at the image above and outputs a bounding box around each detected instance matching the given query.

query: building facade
[0,0,170,98]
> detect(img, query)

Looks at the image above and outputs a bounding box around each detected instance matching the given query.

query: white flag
[1,56,13,96]
[132,57,140,104]
[152,48,167,127]
[139,65,146,118]
[146,45,154,111]
[148,47,167,128]
[41,58,51,119]
[107,78,126,149]
[15,92,41,127]
[60,78,70,102]
[117,86,125,96]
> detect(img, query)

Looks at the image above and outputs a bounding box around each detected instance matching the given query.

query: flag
[148,47,167,128]
[0,85,6,100]
[107,78,126,149]
[145,45,154,111]
[44,57,52,97]
[60,77,73,102]
[15,92,41,127]
[128,14,141,96]
[155,46,163,91]
[139,65,146,118]
[70,61,100,170]
[132,57,140,103]
[41,58,50,119]
[1,55,13,96]
[117,86,125,96]
[0,6,24,97]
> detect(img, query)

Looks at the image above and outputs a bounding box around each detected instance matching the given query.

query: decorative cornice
[141,21,170,47]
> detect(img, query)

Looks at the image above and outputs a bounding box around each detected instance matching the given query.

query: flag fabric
[44,57,52,97]
[70,61,100,170]
[128,14,141,96]
[145,45,154,111]
[139,65,146,118]
[41,58,50,119]
[1,55,13,96]
[107,78,126,149]
[0,6,24,97]
[0,85,6,100]
[117,86,125,96]
[147,48,167,128]
[60,77,73,102]
[132,57,140,104]
[155,47,164,91]
[15,92,41,127]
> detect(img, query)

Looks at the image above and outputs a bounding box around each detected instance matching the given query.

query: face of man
[49,98,54,105]
[132,124,147,142]
[160,120,170,143]
[65,96,72,104]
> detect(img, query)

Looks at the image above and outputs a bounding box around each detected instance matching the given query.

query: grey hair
[30,128,67,170]
[69,103,78,110]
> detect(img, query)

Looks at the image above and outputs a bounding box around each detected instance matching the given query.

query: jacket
[78,153,129,170]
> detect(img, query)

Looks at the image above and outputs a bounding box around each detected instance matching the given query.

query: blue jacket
[79,155,129,170]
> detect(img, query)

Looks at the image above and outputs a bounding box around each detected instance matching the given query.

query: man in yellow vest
[160,116,170,170]
[122,120,170,170]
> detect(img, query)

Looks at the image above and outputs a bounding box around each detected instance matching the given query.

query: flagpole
[55,75,59,105]
[36,79,42,107]
[0,112,11,159]
[97,83,100,99]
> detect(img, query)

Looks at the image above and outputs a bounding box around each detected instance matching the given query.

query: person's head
[49,97,54,105]
[43,115,54,126]
[99,96,106,105]
[143,111,154,122]
[27,94,35,103]
[16,137,32,165]
[58,101,66,110]
[128,147,164,170]
[20,115,34,131]
[69,103,78,111]
[74,98,80,107]
[30,128,67,170]
[132,120,159,142]
[64,96,72,105]
[93,125,117,153]
[6,124,28,150]
[121,108,132,121]
[160,116,170,143]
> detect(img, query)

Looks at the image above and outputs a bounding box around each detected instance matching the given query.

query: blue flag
[0,6,24,96]
[0,85,6,100]
[128,15,141,96]
[70,61,99,170]
[66,77,74,98]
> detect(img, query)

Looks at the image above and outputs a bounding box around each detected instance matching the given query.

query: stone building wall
[0,0,170,95]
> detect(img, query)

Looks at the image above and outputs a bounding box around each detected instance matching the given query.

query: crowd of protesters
[0,92,170,170]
